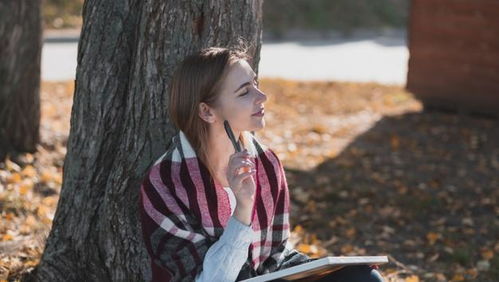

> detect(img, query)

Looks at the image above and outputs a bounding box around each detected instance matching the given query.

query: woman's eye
[239,80,258,96]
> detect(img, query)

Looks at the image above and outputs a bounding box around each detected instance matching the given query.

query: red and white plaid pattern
[139,131,310,281]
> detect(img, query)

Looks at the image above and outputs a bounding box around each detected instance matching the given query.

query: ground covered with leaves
[1,79,498,281]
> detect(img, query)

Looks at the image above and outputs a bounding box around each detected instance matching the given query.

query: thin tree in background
[0,1,42,161]
[32,0,263,281]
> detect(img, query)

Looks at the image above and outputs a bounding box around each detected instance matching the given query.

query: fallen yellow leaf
[293,225,303,234]
[42,196,59,206]
[20,224,31,235]
[426,232,440,245]
[340,244,353,254]
[25,259,39,267]
[19,181,34,195]
[2,234,13,241]
[405,275,419,282]
[37,205,50,218]
[390,135,400,150]
[41,216,53,225]
[5,158,21,172]
[481,249,494,260]
[345,228,356,239]
[297,243,311,253]
[384,268,397,274]
[25,215,37,227]
[310,234,319,245]
[466,268,478,278]
[4,212,14,221]
[21,165,37,178]
[40,170,54,183]
[435,273,446,281]
[451,274,465,281]
[54,174,63,184]
[7,173,22,184]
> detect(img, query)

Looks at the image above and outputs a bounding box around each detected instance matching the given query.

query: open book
[242,256,389,282]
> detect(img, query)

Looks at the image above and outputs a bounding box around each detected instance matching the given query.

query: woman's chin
[249,119,265,131]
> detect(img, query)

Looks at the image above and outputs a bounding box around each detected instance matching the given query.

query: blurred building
[407,0,499,116]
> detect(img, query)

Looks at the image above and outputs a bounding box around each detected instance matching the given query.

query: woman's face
[213,59,267,132]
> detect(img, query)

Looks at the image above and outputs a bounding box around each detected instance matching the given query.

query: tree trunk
[32,0,263,281]
[0,0,42,161]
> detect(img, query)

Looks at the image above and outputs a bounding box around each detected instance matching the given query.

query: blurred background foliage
[42,0,83,29]
[263,0,409,36]
[43,0,409,32]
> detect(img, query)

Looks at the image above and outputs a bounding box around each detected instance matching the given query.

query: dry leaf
[40,171,53,183]
[293,225,304,234]
[4,213,14,221]
[5,159,21,172]
[390,135,400,150]
[296,243,311,253]
[6,173,22,184]
[345,228,356,239]
[405,275,419,282]
[435,273,446,281]
[480,249,494,260]
[20,165,37,178]
[451,274,464,281]
[465,268,478,278]
[19,181,34,195]
[426,232,440,245]
[340,244,353,254]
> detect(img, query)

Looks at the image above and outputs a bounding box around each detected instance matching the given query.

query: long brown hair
[169,46,252,175]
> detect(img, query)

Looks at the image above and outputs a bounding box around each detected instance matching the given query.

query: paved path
[42,33,408,84]
[42,41,78,81]
[259,36,408,84]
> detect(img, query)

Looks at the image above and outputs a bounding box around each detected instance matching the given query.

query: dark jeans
[271,265,384,282]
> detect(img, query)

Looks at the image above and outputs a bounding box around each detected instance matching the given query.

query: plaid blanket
[139,131,311,281]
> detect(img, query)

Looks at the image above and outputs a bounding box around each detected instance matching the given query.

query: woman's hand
[227,149,256,224]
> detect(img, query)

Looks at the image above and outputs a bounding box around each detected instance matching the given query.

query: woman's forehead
[225,60,255,87]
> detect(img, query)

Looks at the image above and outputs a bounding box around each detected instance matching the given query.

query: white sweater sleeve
[195,216,255,282]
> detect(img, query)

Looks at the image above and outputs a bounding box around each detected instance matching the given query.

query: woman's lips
[252,109,264,116]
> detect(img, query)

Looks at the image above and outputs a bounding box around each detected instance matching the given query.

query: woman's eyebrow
[234,73,257,93]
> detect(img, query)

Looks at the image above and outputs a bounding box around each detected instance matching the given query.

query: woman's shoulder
[141,137,180,188]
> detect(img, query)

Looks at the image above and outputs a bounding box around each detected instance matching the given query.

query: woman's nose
[255,88,267,103]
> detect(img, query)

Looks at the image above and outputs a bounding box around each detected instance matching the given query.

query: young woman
[139,47,384,282]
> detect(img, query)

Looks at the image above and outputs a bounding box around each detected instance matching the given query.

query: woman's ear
[198,102,216,123]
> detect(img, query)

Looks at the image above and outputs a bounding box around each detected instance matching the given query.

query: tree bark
[32,0,263,281]
[0,0,42,161]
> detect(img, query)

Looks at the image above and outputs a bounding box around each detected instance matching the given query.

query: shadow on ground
[285,111,499,281]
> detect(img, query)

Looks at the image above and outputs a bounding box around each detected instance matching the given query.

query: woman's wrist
[233,203,252,225]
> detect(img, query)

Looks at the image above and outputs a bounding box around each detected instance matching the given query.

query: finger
[230,155,251,164]
[229,149,247,157]
[228,157,254,171]
[230,161,255,176]
[233,169,256,182]
[232,166,256,178]
[239,159,255,168]
[231,157,254,165]
[229,149,251,161]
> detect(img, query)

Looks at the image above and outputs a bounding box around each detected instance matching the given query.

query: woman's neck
[206,122,241,184]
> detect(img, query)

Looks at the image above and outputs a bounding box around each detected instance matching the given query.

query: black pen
[223,120,241,152]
